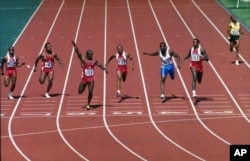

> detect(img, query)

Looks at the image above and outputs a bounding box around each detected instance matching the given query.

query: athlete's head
[44,42,52,53]
[117,45,123,54]
[86,50,93,60]
[231,16,237,23]
[193,38,200,48]
[8,46,14,55]
[159,42,167,53]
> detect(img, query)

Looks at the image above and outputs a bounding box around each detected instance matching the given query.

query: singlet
[159,48,173,65]
[42,51,55,69]
[229,22,240,36]
[6,53,17,69]
[81,59,96,78]
[116,52,127,66]
[191,46,202,62]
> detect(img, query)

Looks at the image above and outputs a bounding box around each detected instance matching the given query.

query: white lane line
[127,0,205,160]
[102,0,147,160]
[7,1,63,161]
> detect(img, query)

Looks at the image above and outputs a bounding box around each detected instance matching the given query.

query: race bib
[162,59,172,65]
[85,69,94,76]
[231,30,239,35]
[7,61,16,68]
[44,61,53,68]
[117,59,126,65]
[191,55,200,61]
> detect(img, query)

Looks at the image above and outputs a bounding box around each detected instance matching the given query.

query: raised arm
[71,40,84,62]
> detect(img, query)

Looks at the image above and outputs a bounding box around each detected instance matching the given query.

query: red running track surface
[1,0,249,161]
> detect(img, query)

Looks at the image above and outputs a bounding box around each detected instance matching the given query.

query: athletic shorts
[229,35,240,43]
[161,64,174,78]
[116,66,127,75]
[81,76,95,83]
[41,67,54,74]
[190,62,203,72]
[5,68,17,77]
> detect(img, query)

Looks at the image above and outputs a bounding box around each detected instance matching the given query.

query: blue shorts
[161,64,175,79]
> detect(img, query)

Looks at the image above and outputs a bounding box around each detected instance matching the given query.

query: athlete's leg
[190,67,198,97]
[10,75,17,92]
[39,71,47,84]
[4,76,10,87]
[197,71,203,84]
[78,81,88,94]
[229,41,234,52]
[121,71,127,82]
[234,39,240,65]
[46,71,54,93]
[160,67,168,99]
[86,81,94,110]
[116,70,122,96]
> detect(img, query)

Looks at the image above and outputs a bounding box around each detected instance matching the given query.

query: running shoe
[86,105,91,110]
[45,93,51,98]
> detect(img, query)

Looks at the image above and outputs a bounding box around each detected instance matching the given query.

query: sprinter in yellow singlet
[227,16,243,65]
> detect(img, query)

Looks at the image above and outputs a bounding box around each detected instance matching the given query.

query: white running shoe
[116,90,121,97]
[45,93,51,98]
[235,61,239,66]
[160,94,165,99]
[8,95,14,100]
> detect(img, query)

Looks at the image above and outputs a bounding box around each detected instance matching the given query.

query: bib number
[231,30,239,35]
[7,62,16,68]
[85,69,94,76]
[117,59,126,65]
[44,62,53,68]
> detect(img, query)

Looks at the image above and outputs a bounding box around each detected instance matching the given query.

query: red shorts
[5,68,17,77]
[116,65,127,75]
[81,76,95,83]
[41,67,54,74]
[190,62,203,72]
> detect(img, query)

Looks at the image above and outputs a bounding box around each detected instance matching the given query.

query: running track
[1,0,250,161]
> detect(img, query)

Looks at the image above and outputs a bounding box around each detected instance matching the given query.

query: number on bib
[45,62,53,68]
[85,69,94,76]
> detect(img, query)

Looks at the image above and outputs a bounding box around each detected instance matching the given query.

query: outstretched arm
[95,60,108,73]
[105,55,116,66]
[142,51,159,56]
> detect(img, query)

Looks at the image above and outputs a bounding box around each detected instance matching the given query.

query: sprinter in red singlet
[1,46,25,99]
[105,44,134,97]
[34,42,64,98]
[72,41,108,110]
[183,39,209,98]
